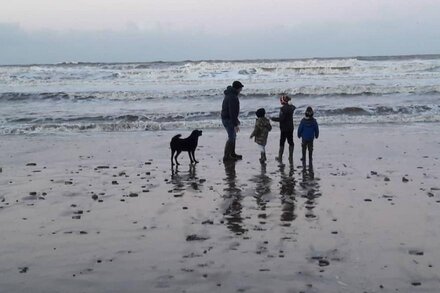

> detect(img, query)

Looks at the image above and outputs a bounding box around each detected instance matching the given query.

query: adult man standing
[221,81,244,162]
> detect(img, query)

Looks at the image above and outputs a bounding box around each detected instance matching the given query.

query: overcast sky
[1,0,440,64]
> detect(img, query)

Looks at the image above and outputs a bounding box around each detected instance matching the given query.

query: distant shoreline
[1,53,440,67]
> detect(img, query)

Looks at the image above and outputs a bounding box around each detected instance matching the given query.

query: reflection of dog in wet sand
[170,130,203,165]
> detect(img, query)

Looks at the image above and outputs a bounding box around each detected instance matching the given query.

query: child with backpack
[250,108,272,164]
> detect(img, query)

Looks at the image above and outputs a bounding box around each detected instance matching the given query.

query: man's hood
[224,86,238,96]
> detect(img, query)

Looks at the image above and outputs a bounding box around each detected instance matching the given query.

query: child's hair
[256,108,266,118]
[279,94,291,105]
[305,106,314,117]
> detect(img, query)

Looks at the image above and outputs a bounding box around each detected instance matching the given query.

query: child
[297,107,319,167]
[271,95,296,164]
[250,108,272,164]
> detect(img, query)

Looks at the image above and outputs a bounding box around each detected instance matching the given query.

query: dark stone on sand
[364,198,372,202]
[129,193,138,197]
[72,215,81,219]
[384,177,390,182]
[65,181,73,185]
[409,249,424,256]
[402,177,409,182]
[182,206,188,210]
[97,166,110,169]
[431,187,440,191]
[370,171,378,175]
[174,193,183,197]
[29,192,37,196]
[202,220,214,225]
[411,282,421,286]
[318,259,330,267]
[427,192,434,197]
[186,234,209,241]
[18,267,29,273]
[145,162,152,165]
[91,194,98,200]
[79,231,88,234]
[26,163,37,166]
[112,181,119,185]
[0,167,2,173]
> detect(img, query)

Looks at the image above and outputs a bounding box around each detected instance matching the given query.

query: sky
[1,0,440,64]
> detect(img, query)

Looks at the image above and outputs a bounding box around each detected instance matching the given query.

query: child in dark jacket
[271,95,296,164]
[297,107,319,167]
[250,108,272,164]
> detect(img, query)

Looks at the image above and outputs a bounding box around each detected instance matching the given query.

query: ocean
[1,55,440,135]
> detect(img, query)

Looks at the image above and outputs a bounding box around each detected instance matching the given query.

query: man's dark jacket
[221,86,240,127]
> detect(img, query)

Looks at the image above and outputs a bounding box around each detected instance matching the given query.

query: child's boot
[288,145,294,165]
[276,146,284,162]
[259,152,266,164]
[301,144,307,167]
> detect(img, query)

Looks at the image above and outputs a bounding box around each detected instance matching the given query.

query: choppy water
[1,55,440,134]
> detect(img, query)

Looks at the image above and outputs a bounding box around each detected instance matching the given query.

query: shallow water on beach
[1,125,440,292]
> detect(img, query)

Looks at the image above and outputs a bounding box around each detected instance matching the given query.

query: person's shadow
[222,161,246,235]
[278,163,297,224]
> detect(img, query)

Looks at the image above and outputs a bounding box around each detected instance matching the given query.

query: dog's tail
[170,134,181,147]
[171,134,181,141]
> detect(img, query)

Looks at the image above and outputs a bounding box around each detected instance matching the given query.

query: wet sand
[0,123,440,292]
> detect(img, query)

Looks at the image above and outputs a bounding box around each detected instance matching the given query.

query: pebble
[409,249,424,256]
[319,259,330,267]
[411,282,421,286]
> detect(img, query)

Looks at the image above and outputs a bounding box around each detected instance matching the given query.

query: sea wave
[1,104,438,135]
[2,85,440,103]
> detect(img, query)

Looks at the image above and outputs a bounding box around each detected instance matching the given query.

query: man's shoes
[231,153,242,160]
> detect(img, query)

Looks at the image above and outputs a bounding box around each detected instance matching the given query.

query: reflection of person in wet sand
[222,162,246,235]
[250,163,272,211]
[299,166,322,219]
[278,164,296,224]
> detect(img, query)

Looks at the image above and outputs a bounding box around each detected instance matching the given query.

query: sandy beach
[1,123,440,292]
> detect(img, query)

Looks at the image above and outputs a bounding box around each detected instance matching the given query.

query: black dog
[170,130,203,165]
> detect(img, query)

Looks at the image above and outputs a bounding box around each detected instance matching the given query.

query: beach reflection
[251,164,272,210]
[300,166,321,219]
[222,162,246,235]
[170,165,199,193]
[278,164,297,224]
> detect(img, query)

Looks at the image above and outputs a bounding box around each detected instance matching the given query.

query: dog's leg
[171,149,175,165]
[188,151,194,164]
[175,151,181,165]
[192,151,199,164]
